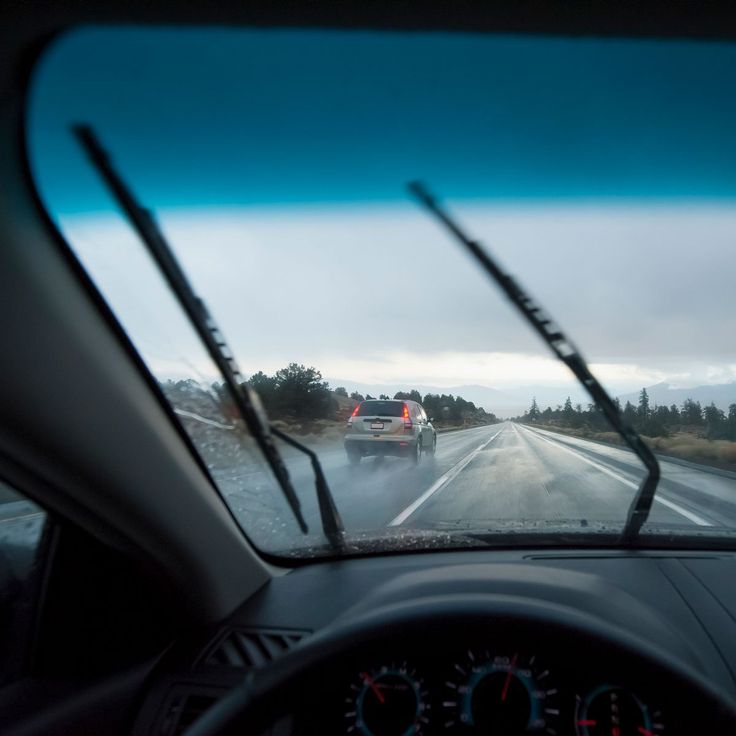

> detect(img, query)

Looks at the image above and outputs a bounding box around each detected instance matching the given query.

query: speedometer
[345,662,429,736]
[443,651,560,734]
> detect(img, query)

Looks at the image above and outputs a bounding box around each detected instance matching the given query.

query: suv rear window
[356,401,405,417]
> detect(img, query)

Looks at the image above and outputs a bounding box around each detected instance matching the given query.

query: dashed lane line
[388,426,506,526]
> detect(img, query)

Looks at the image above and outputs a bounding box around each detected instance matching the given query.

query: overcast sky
[60,201,736,399]
[29,26,736,404]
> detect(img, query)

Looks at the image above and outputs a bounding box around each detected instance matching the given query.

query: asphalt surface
[268,421,736,540]
[3,420,736,554]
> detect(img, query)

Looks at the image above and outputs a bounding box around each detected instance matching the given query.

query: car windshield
[27,27,736,558]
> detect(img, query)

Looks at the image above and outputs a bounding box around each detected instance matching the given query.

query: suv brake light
[347,403,361,428]
[402,403,413,432]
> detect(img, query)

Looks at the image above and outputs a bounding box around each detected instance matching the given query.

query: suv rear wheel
[347,447,361,465]
[411,438,422,465]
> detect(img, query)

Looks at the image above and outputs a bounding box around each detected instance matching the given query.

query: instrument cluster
[338,649,665,736]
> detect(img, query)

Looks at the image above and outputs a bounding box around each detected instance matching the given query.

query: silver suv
[344,399,437,465]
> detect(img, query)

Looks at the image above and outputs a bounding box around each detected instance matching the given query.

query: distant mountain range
[326,378,736,418]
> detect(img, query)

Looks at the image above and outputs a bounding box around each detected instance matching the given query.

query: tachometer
[443,651,560,734]
[345,662,429,736]
[575,685,664,736]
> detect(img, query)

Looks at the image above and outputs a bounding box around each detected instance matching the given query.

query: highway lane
[290,421,736,533]
[208,420,508,541]
[6,419,735,552]
[395,421,645,528]
[207,419,736,548]
[0,423,503,552]
[521,425,736,527]
[396,422,736,531]
[284,423,506,532]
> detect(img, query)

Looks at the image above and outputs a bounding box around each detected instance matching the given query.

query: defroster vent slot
[201,627,308,669]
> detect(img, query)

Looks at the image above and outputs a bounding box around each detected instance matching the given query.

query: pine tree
[563,397,574,426]
[638,388,650,420]
[528,397,540,421]
[623,401,637,425]
[704,402,726,439]
[728,404,736,441]
[681,399,703,426]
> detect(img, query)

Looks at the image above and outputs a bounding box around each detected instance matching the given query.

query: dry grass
[721,444,736,465]
[524,423,736,471]
[590,432,624,446]
[647,434,736,468]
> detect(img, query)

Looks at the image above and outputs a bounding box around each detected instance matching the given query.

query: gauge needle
[361,672,385,704]
[501,654,518,702]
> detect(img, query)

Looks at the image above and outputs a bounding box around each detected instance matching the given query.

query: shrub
[719,443,736,465]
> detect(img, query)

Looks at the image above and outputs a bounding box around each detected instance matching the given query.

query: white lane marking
[522,426,638,488]
[651,496,713,526]
[518,425,712,527]
[388,426,505,526]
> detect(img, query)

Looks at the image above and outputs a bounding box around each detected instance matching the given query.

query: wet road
[277,422,736,535]
[3,420,736,552]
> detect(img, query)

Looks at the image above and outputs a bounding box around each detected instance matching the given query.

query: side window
[0,479,48,686]
[420,407,428,423]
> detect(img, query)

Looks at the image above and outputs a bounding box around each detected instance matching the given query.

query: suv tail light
[402,403,413,433]
[347,403,360,428]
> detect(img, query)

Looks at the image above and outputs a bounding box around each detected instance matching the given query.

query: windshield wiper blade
[73,124,345,548]
[408,182,660,543]
[268,426,343,545]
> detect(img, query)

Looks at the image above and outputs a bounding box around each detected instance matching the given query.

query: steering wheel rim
[185,594,736,735]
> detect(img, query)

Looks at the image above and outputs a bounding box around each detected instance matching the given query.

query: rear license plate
[371,422,384,430]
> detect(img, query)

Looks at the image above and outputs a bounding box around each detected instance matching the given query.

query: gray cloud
[62,201,736,392]
[167,203,736,363]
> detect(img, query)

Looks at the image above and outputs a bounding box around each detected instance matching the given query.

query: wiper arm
[73,124,345,548]
[269,426,343,546]
[408,182,660,543]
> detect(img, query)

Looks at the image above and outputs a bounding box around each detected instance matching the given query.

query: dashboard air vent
[202,627,308,669]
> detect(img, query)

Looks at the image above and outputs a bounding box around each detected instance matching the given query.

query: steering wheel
[185,595,736,735]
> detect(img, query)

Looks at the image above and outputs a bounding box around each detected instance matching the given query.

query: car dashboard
[132,548,736,735]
